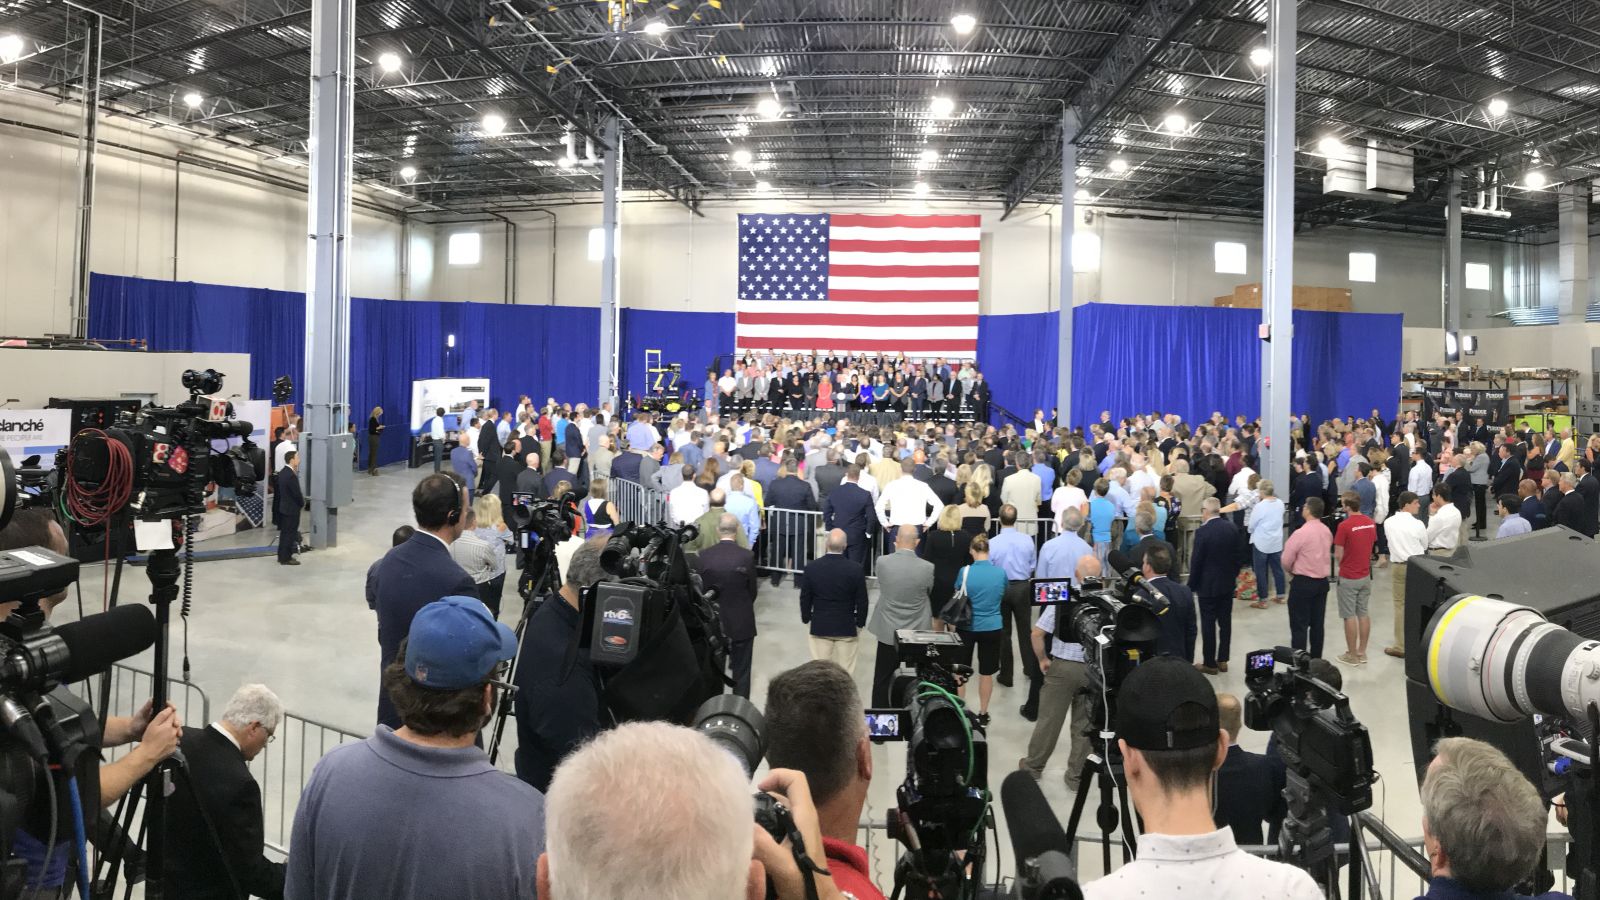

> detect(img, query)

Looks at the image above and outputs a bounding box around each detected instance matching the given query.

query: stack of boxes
[1212,283,1354,311]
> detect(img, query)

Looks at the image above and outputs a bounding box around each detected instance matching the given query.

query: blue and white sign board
[0,410,71,468]
[409,378,491,433]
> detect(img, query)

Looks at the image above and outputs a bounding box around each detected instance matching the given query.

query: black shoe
[770,573,783,587]
[1019,704,1038,722]
[974,712,991,728]
[279,558,301,566]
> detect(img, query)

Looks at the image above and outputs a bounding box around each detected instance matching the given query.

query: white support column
[598,116,622,407]
[303,0,355,547]
[1443,169,1463,362]
[1058,108,1078,425]
[1559,182,1590,323]
[1259,0,1296,493]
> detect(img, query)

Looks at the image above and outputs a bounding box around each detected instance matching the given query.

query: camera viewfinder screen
[1247,650,1276,674]
[865,710,904,740]
[511,492,534,509]
[1031,578,1073,606]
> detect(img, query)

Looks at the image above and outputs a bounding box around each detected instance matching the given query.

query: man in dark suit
[1138,544,1196,662]
[1214,693,1284,846]
[1188,498,1241,675]
[809,449,846,504]
[1490,443,1522,501]
[1542,470,1564,527]
[276,451,304,566]
[927,454,961,507]
[823,466,875,571]
[799,529,871,674]
[515,450,545,499]
[1555,473,1588,533]
[495,439,525,514]
[609,446,645,484]
[694,514,760,698]
[1518,478,1549,530]
[765,459,819,586]
[969,372,992,423]
[1577,457,1600,538]
[1289,456,1323,522]
[165,684,286,900]
[476,408,502,494]
[370,472,476,729]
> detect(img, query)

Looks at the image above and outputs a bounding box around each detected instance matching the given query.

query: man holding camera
[765,661,887,900]
[1418,737,1571,900]
[1020,553,1099,788]
[1082,658,1322,899]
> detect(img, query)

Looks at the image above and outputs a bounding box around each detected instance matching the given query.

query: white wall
[0,348,251,407]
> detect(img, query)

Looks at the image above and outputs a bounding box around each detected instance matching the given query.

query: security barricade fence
[69,663,212,764]
[253,711,368,855]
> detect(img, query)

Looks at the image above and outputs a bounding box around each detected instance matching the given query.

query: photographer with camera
[1021,552,1099,786]
[764,661,886,900]
[513,536,608,793]
[1417,737,1571,900]
[1081,658,1322,900]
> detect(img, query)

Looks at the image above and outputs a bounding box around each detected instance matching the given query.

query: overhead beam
[1001,0,1209,217]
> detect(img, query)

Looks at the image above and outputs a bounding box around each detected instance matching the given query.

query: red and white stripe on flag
[735,213,980,357]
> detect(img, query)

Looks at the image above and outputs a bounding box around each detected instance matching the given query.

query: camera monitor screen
[1245,649,1277,684]
[511,492,535,509]
[1030,577,1073,606]
[865,709,905,742]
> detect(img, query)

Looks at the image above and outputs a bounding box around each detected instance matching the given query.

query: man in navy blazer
[370,472,477,729]
[1214,693,1285,846]
[1188,498,1241,675]
[823,466,875,571]
[276,451,305,565]
[799,529,870,674]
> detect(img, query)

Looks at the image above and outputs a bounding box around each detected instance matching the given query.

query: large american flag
[735,212,981,357]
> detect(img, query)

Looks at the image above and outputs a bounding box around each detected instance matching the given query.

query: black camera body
[1051,576,1160,698]
[1244,646,1375,814]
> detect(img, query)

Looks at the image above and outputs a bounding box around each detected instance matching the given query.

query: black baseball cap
[1114,657,1220,751]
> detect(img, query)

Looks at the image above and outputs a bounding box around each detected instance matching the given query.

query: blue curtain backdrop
[978,311,1060,425]
[618,309,736,405]
[1068,303,1401,429]
[89,274,599,465]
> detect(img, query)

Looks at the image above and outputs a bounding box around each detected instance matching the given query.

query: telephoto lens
[1424,593,1600,724]
[693,694,767,776]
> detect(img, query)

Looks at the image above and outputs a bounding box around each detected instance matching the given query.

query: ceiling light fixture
[732,148,753,166]
[757,98,783,120]
[913,181,931,197]
[1075,189,1090,201]
[377,52,402,73]
[919,148,938,165]
[930,95,956,118]
[1486,97,1509,117]
[1249,46,1271,66]
[1108,157,1129,174]
[731,122,750,137]
[1162,112,1188,133]
[1524,170,1548,190]
[399,165,417,180]
[755,180,772,193]
[1317,135,1345,157]
[950,13,976,35]
[0,33,24,64]
[481,113,507,136]
[643,20,669,36]
[182,91,203,108]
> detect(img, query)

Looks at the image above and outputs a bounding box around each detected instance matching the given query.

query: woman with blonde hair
[739,458,765,508]
[366,406,385,476]
[583,475,621,538]
[957,482,990,535]
[923,504,974,629]
[453,494,508,617]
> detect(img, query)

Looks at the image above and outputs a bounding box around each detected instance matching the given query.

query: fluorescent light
[643,20,669,36]
[754,180,772,193]
[1162,112,1188,133]
[913,181,931,197]
[950,13,976,34]
[0,34,23,64]
[446,334,456,348]
[377,52,402,73]
[481,113,507,136]
[1075,189,1090,201]
[1317,135,1345,157]
[1487,97,1509,117]
[1108,157,1128,174]
[183,91,203,108]
[399,165,417,180]
[1524,170,1548,190]
[929,95,956,118]
[559,154,577,168]
[757,98,782,120]
[919,148,938,165]
[732,148,753,165]
[1249,46,1271,66]
[731,122,750,137]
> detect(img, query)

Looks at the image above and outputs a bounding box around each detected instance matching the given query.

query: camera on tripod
[1044,569,1160,699]
[1244,646,1375,814]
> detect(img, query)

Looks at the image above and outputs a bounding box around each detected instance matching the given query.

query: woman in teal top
[954,534,1008,725]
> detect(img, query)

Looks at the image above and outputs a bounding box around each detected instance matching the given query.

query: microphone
[0,605,158,690]
[1000,770,1081,900]
[1105,549,1145,587]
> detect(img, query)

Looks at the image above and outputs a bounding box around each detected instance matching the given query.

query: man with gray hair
[166,684,286,899]
[1419,737,1566,900]
[695,513,761,698]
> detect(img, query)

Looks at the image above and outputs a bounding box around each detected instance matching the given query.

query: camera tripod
[1061,727,1138,875]
[486,534,561,764]
[1277,771,1384,900]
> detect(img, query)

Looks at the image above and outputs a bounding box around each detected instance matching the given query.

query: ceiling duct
[1322,139,1413,203]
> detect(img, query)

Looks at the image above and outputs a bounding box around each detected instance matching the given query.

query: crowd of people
[701,351,994,421]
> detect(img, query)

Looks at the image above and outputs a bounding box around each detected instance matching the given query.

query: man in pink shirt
[1332,491,1379,667]
[1281,497,1333,657]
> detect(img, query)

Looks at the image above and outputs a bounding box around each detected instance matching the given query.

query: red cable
[65,429,133,528]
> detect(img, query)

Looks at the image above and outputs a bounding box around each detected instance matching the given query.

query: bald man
[799,528,871,674]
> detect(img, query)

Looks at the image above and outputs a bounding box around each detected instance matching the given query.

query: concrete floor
[60,464,1460,887]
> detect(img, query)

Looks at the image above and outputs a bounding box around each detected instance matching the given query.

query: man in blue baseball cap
[286,597,545,899]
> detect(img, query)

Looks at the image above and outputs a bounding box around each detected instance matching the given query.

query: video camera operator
[512,536,608,793]
[1081,657,1321,900]
[539,720,851,900]
[764,661,886,900]
[1418,738,1571,900]
[0,509,183,890]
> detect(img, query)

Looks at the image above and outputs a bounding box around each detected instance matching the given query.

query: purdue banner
[1421,387,1511,425]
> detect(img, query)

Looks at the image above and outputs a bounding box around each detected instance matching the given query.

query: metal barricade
[610,477,669,526]
[69,663,212,762]
[757,507,826,576]
[251,711,368,854]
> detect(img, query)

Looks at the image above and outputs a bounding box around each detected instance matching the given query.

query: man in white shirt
[274,426,299,473]
[1125,453,1158,500]
[1383,490,1429,660]
[667,477,711,526]
[852,452,880,501]
[1082,658,1323,900]
[874,457,942,549]
[427,406,447,472]
[1425,484,1462,554]
[1408,447,1433,519]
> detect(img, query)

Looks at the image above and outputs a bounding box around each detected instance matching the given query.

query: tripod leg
[1061,757,1096,867]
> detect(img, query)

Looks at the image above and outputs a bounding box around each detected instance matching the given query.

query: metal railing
[69,664,212,762]
[252,711,368,854]
[611,476,669,527]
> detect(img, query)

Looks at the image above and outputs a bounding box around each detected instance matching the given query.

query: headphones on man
[444,475,464,526]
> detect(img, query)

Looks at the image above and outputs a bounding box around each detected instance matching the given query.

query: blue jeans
[1252,547,1285,598]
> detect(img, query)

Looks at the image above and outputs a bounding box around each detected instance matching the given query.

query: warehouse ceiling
[4,0,1600,235]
